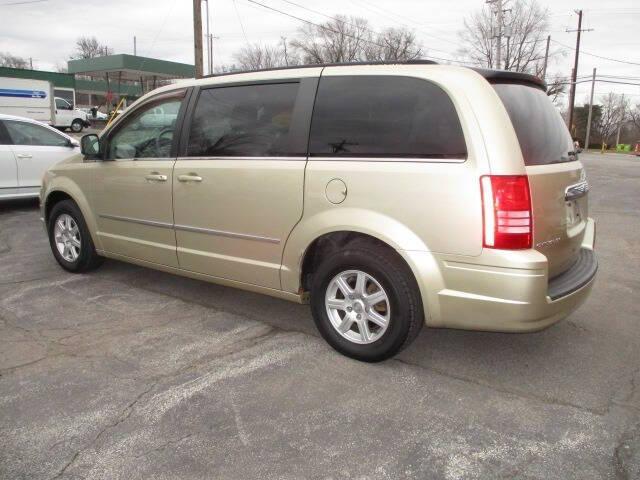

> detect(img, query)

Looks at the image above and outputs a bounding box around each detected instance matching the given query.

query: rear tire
[310,242,424,362]
[70,119,83,133]
[48,200,103,273]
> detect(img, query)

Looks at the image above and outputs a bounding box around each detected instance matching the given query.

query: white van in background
[0,77,90,132]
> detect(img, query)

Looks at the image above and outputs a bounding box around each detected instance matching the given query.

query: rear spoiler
[470,68,547,92]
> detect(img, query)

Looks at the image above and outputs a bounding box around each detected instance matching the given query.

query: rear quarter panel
[281,65,510,294]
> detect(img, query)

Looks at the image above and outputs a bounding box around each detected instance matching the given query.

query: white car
[0,114,79,200]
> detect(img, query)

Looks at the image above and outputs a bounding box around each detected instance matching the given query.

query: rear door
[173,76,318,289]
[493,83,587,277]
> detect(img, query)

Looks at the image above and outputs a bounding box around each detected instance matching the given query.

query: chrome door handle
[145,173,167,182]
[16,154,33,159]
[177,174,202,183]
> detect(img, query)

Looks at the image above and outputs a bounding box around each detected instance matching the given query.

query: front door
[0,122,18,198]
[3,119,76,190]
[54,97,74,128]
[90,90,187,267]
[173,79,316,289]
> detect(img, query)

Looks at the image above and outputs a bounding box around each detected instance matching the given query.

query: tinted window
[187,83,300,157]
[493,84,574,166]
[309,76,466,158]
[0,122,11,145]
[4,121,69,147]
[107,96,183,160]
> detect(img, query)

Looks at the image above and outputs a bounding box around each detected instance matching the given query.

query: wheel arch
[43,182,101,250]
[281,208,429,287]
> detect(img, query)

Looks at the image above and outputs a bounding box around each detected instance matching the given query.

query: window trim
[101,88,190,161]
[307,75,468,161]
[178,78,318,159]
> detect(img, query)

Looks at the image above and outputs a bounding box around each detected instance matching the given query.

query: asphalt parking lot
[1,152,638,479]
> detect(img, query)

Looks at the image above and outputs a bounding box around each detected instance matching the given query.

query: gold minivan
[41,62,597,361]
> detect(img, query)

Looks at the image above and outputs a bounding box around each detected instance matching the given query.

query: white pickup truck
[0,77,90,132]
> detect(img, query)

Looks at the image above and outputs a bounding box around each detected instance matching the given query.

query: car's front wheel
[310,242,424,362]
[48,200,103,272]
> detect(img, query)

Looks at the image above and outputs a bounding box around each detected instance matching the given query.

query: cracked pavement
[1,152,639,479]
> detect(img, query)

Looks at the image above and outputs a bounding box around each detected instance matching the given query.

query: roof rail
[203,59,438,79]
[202,60,547,92]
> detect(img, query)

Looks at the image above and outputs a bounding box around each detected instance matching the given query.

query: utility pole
[496,0,503,69]
[542,35,550,81]
[29,57,33,69]
[486,0,504,69]
[566,10,593,134]
[615,94,625,147]
[584,67,596,150]
[204,0,213,75]
[281,36,289,66]
[133,36,137,56]
[193,0,204,79]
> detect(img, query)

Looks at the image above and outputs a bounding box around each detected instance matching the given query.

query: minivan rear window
[493,83,574,166]
[309,76,467,159]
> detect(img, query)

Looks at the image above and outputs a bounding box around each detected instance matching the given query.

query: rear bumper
[405,218,597,332]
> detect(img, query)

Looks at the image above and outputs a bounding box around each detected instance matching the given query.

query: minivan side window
[187,82,301,157]
[309,76,467,159]
[107,96,183,160]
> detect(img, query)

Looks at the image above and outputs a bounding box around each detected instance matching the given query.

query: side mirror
[80,134,101,157]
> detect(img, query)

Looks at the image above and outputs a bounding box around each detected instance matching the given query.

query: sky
[0,0,638,105]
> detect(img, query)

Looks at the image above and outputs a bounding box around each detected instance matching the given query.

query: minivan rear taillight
[480,175,532,249]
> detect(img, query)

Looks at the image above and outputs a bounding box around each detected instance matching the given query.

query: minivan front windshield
[493,83,575,166]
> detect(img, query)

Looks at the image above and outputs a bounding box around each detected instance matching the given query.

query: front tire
[48,200,103,272]
[310,242,424,362]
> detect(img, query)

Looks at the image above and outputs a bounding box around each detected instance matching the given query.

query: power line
[558,79,640,87]
[232,0,250,47]
[551,39,640,66]
[243,0,471,65]
[0,0,47,5]
[347,0,462,48]
[275,0,459,57]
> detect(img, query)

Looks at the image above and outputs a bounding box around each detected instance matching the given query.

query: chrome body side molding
[99,214,280,244]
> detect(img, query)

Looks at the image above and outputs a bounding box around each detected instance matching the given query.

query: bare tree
[545,75,567,105]
[233,43,297,71]
[70,36,113,60]
[459,0,554,73]
[629,103,640,131]
[0,52,29,69]
[290,15,372,63]
[365,27,423,61]
[597,93,629,145]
